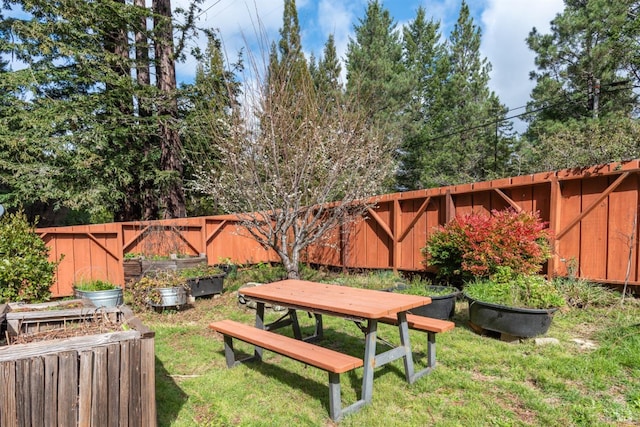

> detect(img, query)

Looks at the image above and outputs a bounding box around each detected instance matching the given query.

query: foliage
[0,211,58,302]
[423,209,551,282]
[464,267,565,309]
[553,276,623,308]
[74,280,119,292]
[328,270,404,291]
[0,0,204,223]
[521,0,640,172]
[345,0,410,151]
[418,1,514,189]
[520,113,640,172]
[397,283,459,298]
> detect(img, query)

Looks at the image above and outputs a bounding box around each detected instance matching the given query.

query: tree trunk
[153,0,186,218]
[135,0,158,220]
[106,0,141,221]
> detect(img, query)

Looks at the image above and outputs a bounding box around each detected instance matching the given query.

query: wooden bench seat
[378,313,454,380]
[209,319,363,421]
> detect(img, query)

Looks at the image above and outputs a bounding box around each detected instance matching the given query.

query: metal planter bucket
[149,287,188,308]
[74,288,123,308]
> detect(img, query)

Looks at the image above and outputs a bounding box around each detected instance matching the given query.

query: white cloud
[480,0,564,129]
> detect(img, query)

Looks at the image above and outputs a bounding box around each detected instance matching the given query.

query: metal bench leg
[427,332,436,368]
[223,335,236,367]
[328,372,342,421]
[411,331,437,381]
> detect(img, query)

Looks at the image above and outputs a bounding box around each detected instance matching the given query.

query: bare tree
[190,36,397,279]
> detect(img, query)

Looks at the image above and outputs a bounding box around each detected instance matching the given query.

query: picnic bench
[209,319,363,421]
[210,280,455,421]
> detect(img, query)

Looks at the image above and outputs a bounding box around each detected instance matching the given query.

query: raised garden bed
[0,305,156,426]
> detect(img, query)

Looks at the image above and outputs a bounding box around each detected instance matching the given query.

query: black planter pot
[465,295,558,337]
[187,274,225,298]
[410,286,459,320]
[386,284,459,320]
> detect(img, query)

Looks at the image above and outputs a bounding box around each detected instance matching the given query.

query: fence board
[0,361,17,427]
[29,357,44,426]
[606,176,639,283]
[78,351,93,426]
[58,352,78,426]
[580,177,609,280]
[43,355,58,426]
[107,344,121,427]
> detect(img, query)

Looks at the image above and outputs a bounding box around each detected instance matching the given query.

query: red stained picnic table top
[239,279,431,320]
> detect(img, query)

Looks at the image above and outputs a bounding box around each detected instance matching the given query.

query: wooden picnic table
[238,279,432,416]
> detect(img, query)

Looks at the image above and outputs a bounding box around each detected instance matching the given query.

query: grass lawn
[135,269,640,426]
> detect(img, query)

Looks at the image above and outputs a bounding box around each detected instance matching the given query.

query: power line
[421,81,638,142]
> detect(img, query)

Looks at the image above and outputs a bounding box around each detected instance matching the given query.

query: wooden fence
[37,160,640,297]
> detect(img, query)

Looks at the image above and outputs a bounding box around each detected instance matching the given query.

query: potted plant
[424,209,564,337]
[74,279,124,307]
[463,268,565,337]
[391,281,460,320]
[179,265,226,298]
[130,271,190,311]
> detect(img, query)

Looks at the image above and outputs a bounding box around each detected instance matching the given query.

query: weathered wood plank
[119,341,131,427]
[107,344,121,427]
[91,346,109,426]
[141,338,157,426]
[78,350,94,427]
[16,359,29,427]
[58,351,78,427]
[29,357,44,426]
[129,339,142,426]
[43,354,58,426]
[0,331,141,362]
[0,361,18,427]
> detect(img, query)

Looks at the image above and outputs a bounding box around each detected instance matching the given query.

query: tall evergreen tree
[345,0,410,140]
[420,1,512,187]
[310,34,343,109]
[397,7,448,190]
[522,0,640,171]
[0,0,193,223]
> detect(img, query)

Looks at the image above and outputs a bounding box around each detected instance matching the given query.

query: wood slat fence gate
[37,160,640,297]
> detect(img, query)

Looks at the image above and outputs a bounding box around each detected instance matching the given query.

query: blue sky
[175,0,565,132]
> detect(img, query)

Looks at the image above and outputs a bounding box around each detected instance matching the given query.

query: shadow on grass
[155,356,188,426]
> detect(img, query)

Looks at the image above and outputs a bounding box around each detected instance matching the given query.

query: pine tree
[345,0,410,139]
[311,34,343,109]
[420,1,512,187]
[397,7,448,190]
[522,0,640,171]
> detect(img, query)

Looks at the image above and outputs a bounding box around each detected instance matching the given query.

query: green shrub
[464,267,565,309]
[74,279,119,291]
[422,209,551,282]
[0,211,60,303]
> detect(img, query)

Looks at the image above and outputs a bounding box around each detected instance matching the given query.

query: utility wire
[421,81,638,142]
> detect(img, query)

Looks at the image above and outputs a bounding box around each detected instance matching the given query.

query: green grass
[137,269,640,426]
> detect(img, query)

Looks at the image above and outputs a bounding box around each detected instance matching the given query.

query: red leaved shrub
[422,209,552,282]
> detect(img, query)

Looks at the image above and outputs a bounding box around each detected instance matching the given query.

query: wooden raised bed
[0,305,156,426]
